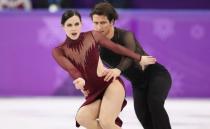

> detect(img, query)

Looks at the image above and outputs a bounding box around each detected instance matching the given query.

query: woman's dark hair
[90,2,118,22]
[61,10,82,25]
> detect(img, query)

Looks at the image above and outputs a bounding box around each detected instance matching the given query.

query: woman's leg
[99,80,125,129]
[76,99,102,129]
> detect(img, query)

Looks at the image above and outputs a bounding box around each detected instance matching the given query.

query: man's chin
[95,30,106,36]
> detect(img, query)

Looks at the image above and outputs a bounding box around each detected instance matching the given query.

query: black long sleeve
[115,32,137,71]
[92,31,141,61]
[110,29,149,72]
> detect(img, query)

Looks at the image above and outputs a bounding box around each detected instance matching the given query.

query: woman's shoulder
[51,42,66,57]
[82,30,101,40]
[83,30,99,35]
[54,42,65,50]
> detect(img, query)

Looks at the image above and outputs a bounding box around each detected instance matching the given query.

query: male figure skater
[88,2,172,129]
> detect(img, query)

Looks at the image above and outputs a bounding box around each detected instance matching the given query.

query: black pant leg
[133,86,154,129]
[146,67,172,129]
[124,66,154,129]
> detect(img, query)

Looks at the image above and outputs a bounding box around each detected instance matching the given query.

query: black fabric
[100,27,147,72]
[100,27,172,129]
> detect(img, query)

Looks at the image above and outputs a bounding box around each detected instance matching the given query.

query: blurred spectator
[12,0,210,9]
[0,0,32,11]
[95,0,129,8]
[130,0,210,9]
[60,0,128,8]
[48,0,61,8]
[48,0,61,12]
[61,0,94,8]
[31,0,48,8]
[60,0,72,8]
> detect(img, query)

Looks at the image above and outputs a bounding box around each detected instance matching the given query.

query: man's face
[92,14,113,36]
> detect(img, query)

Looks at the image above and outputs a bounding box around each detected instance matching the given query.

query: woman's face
[63,15,82,40]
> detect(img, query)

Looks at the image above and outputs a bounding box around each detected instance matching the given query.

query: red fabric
[52,31,141,127]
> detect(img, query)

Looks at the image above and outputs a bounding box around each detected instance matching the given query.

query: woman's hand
[80,89,89,97]
[73,77,85,90]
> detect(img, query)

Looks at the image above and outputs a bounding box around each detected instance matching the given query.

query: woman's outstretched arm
[52,47,82,80]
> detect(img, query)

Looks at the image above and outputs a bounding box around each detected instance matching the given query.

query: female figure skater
[52,10,156,129]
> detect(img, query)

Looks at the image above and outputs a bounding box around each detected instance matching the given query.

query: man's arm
[92,30,156,81]
[117,30,150,71]
[92,30,141,61]
[116,31,138,72]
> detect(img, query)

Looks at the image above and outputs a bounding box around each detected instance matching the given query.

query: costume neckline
[65,33,84,47]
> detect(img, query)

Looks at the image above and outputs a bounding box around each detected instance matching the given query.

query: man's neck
[106,27,115,39]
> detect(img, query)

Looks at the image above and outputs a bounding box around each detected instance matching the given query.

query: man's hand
[73,77,85,90]
[140,56,156,66]
[102,68,121,82]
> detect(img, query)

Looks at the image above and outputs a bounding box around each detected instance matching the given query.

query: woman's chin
[69,35,79,40]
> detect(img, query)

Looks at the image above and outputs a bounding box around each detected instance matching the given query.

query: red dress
[52,31,141,127]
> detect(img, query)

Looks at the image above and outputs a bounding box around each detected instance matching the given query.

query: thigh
[76,99,101,120]
[148,72,171,101]
[99,80,125,120]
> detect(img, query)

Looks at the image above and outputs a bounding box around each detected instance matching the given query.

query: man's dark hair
[90,2,118,22]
